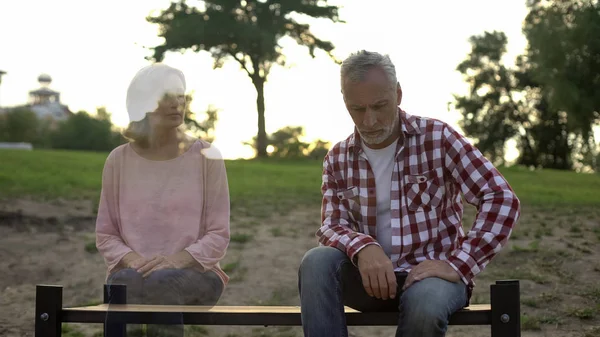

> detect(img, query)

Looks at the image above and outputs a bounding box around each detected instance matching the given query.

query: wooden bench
[34,280,521,336]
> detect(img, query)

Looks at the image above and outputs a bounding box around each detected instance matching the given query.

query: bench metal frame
[35,280,520,336]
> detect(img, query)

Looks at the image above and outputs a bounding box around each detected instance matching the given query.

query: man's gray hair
[340,50,398,91]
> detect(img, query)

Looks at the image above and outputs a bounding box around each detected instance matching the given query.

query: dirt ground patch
[0,199,599,337]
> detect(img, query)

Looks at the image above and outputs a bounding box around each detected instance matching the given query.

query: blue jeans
[298,246,468,337]
[106,268,223,337]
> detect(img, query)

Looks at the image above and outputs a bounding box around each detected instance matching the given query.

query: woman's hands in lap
[132,251,199,278]
[121,252,150,270]
[137,256,176,278]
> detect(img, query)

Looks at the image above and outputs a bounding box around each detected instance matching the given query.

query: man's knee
[399,277,467,333]
[298,246,348,295]
[299,246,346,277]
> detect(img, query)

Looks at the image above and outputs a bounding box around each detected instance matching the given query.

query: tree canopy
[453,0,599,170]
[147,0,343,157]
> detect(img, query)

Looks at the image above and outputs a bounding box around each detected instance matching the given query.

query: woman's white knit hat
[126,63,186,122]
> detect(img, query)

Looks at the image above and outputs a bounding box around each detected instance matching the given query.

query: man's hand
[402,260,461,291]
[356,245,397,300]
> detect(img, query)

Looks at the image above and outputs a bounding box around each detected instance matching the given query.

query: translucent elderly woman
[95,63,230,337]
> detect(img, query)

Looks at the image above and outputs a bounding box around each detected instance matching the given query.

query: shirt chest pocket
[336,186,362,226]
[404,169,445,212]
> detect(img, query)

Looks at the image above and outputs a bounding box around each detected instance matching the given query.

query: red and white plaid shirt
[317,109,521,298]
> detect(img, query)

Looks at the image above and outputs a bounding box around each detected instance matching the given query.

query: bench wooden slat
[61,304,492,326]
[37,282,522,334]
[64,304,491,313]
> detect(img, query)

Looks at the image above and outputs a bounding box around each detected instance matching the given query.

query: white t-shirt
[361,139,398,257]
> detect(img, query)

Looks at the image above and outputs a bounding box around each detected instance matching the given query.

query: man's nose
[363,109,377,128]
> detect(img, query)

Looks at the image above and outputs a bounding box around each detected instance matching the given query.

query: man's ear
[396,82,403,106]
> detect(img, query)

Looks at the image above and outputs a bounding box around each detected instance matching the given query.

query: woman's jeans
[298,246,468,337]
[105,268,223,337]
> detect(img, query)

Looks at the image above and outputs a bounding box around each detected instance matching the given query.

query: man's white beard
[360,112,399,146]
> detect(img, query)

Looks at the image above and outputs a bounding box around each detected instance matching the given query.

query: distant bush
[0,108,126,152]
[0,108,41,144]
[50,111,125,152]
[245,125,331,160]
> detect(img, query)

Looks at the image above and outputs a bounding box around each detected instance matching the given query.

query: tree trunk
[253,76,268,158]
[519,132,537,167]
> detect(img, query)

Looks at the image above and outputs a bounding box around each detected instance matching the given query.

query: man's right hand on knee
[356,245,397,300]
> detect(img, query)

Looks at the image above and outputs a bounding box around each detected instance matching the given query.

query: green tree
[523,0,600,148]
[308,139,330,160]
[244,125,314,158]
[0,108,41,144]
[95,106,112,122]
[453,31,575,169]
[267,125,310,158]
[146,0,342,157]
[51,109,125,151]
[183,94,220,143]
[94,106,128,149]
[453,1,600,171]
[453,31,524,166]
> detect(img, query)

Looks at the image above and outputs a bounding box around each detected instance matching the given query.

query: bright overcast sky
[0,0,529,159]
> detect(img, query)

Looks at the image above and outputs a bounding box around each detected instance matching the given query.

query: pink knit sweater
[95,140,230,285]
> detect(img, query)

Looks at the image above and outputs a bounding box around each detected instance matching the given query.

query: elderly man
[298,50,521,337]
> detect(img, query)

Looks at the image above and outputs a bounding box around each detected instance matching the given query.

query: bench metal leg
[104,284,127,337]
[490,280,521,337]
[35,285,63,337]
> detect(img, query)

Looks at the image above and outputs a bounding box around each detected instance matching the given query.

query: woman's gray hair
[123,63,186,148]
[126,63,186,123]
[340,50,398,91]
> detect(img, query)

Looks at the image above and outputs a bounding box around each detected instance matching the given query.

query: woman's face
[149,74,186,129]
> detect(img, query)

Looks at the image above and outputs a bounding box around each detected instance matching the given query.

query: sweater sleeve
[184,146,230,271]
[95,151,133,272]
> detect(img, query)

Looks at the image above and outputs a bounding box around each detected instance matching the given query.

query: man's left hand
[402,260,461,291]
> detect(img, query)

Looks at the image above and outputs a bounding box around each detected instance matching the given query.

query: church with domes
[0,73,72,125]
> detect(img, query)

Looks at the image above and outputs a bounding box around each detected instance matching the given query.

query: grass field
[1,148,600,337]
[2,148,600,208]
[0,149,323,217]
